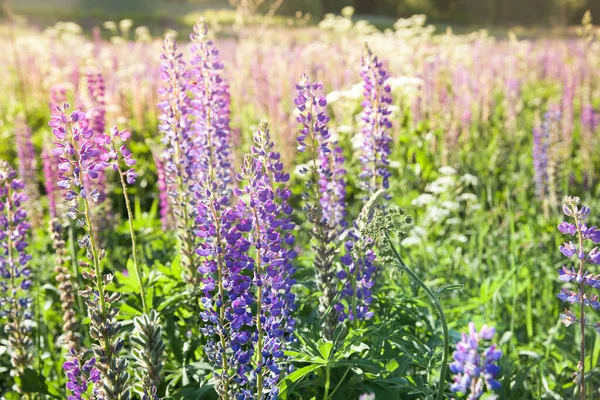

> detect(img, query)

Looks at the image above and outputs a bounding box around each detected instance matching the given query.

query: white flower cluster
[402,166,480,248]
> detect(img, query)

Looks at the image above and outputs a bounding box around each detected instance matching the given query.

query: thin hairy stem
[208,195,231,400]
[383,230,449,400]
[116,161,148,314]
[575,216,586,399]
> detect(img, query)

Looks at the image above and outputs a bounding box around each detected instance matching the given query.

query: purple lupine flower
[63,349,101,400]
[196,121,295,399]
[0,161,34,374]
[532,108,561,204]
[14,117,41,225]
[248,122,296,333]
[44,85,68,218]
[14,118,37,189]
[556,197,600,390]
[158,34,194,195]
[557,197,600,320]
[189,19,233,191]
[85,70,109,204]
[450,322,502,399]
[97,126,137,185]
[49,104,130,398]
[295,75,344,224]
[359,44,393,196]
[42,146,60,218]
[153,151,171,230]
[295,74,348,229]
[295,74,330,154]
[335,233,377,322]
[319,144,348,230]
[532,122,548,200]
[87,71,106,138]
[49,105,102,209]
[581,104,599,134]
[158,33,199,282]
[195,176,248,398]
[294,74,347,337]
[237,122,296,396]
[561,70,575,144]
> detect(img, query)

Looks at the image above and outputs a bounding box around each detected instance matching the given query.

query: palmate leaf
[318,341,334,360]
[279,364,324,395]
[167,385,217,400]
[18,368,62,398]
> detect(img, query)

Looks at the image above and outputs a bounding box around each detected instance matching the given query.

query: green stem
[207,196,231,400]
[323,364,331,400]
[68,221,86,326]
[575,216,586,399]
[172,138,197,283]
[67,125,112,370]
[116,160,148,314]
[383,230,449,400]
[328,366,351,399]
[251,205,264,398]
[5,184,29,383]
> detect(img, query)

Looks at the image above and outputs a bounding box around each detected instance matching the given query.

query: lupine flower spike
[15,117,42,226]
[332,46,394,326]
[240,121,296,398]
[450,322,502,399]
[359,43,393,199]
[557,196,600,398]
[294,74,347,338]
[42,145,61,218]
[85,70,112,244]
[63,348,101,400]
[158,33,198,284]
[49,105,131,399]
[50,218,80,351]
[152,150,172,230]
[189,18,233,189]
[0,161,33,387]
[196,121,295,399]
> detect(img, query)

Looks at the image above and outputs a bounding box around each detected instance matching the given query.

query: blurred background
[1,0,599,35]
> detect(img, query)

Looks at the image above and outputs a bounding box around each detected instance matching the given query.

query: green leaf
[318,341,334,361]
[434,284,463,299]
[19,368,53,395]
[279,364,323,395]
[171,385,217,400]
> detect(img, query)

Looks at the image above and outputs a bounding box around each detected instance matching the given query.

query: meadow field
[0,3,600,400]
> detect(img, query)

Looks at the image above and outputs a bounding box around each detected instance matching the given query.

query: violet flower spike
[239,121,296,397]
[189,18,233,192]
[556,196,600,396]
[85,70,108,204]
[42,146,60,218]
[63,349,101,400]
[294,74,346,338]
[0,160,34,377]
[195,177,243,398]
[158,33,199,283]
[49,104,131,399]
[450,322,502,399]
[153,151,171,230]
[359,44,393,198]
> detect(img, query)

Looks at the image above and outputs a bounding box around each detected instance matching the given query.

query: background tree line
[276,0,599,26]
